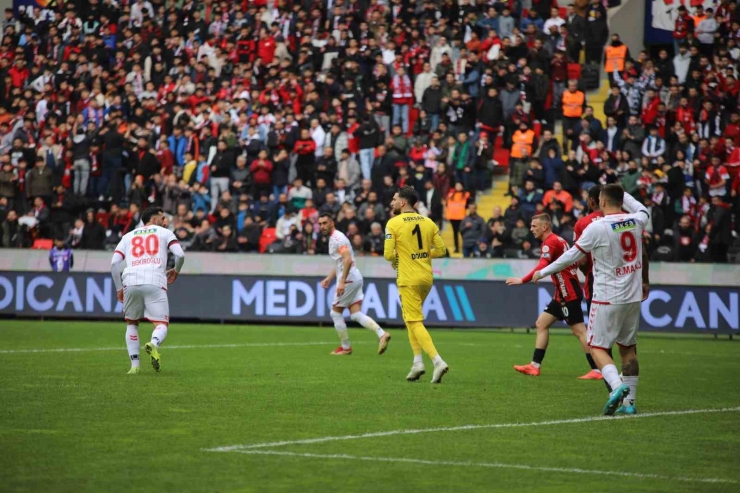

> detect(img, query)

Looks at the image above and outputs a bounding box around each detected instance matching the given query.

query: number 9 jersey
[383,212,446,286]
[114,225,179,289]
[574,202,648,305]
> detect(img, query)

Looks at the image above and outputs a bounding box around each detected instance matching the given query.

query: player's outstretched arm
[430,228,446,258]
[538,245,585,280]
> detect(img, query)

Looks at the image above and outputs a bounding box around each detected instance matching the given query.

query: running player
[534,185,648,415]
[111,207,185,374]
[573,185,604,381]
[506,213,597,378]
[319,213,391,355]
[383,186,449,383]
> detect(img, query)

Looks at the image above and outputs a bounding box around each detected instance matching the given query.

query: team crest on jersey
[542,245,549,253]
[611,219,636,232]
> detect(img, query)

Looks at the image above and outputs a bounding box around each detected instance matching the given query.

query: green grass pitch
[1,320,739,493]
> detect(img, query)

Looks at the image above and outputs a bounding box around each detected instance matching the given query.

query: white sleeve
[111,250,125,291]
[539,246,585,278]
[622,192,650,227]
[166,230,185,273]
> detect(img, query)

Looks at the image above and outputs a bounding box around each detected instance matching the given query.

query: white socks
[432,355,445,367]
[151,324,168,348]
[601,364,623,392]
[413,354,423,365]
[330,310,351,349]
[622,376,638,405]
[350,312,386,338]
[126,325,140,368]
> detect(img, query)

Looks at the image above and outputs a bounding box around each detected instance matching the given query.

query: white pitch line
[205,406,740,452]
[232,450,738,485]
[0,341,349,355]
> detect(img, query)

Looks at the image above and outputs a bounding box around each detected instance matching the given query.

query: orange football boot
[514,363,540,376]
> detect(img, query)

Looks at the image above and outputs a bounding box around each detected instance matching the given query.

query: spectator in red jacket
[257,29,276,64]
[249,150,273,198]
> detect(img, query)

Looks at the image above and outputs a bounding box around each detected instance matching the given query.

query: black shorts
[545,299,584,326]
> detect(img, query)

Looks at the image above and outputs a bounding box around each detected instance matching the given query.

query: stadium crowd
[0,0,738,263]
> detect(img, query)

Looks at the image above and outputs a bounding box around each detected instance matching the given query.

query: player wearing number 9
[384,186,450,384]
[111,207,185,375]
[534,185,649,417]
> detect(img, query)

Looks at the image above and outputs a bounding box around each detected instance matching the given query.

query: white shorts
[587,301,640,349]
[123,284,170,324]
[332,278,364,309]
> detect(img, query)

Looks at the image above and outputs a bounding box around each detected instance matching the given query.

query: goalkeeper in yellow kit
[384,186,450,383]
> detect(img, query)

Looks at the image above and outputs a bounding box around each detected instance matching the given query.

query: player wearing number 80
[110,207,185,374]
[384,187,449,383]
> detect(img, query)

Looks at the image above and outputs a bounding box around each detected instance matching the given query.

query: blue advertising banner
[0,272,737,333]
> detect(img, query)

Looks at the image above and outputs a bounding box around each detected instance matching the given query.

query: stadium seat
[32,239,53,250]
[259,228,277,253]
[559,7,567,18]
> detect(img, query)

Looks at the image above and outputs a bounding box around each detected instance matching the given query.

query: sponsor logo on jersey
[411,252,429,260]
[385,234,392,239]
[610,219,637,232]
[134,228,157,235]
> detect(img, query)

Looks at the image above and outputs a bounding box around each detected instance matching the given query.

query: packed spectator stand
[0,0,738,264]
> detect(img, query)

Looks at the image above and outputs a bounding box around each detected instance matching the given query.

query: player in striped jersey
[506,213,597,378]
[111,207,185,374]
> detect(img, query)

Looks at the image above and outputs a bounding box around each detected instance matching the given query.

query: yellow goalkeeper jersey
[384,212,446,286]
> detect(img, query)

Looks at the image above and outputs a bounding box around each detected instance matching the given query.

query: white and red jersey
[574,210,604,300]
[114,225,179,289]
[572,196,649,305]
[523,233,582,303]
[328,230,362,283]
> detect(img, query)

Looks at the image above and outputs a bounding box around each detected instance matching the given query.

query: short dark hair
[587,184,602,203]
[532,213,551,224]
[397,186,418,206]
[318,212,335,222]
[141,207,164,225]
[601,184,625,208]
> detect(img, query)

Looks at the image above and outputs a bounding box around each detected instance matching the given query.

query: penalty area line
[204,406,740,452]
[230,449,739,485]
[0,341,356,354]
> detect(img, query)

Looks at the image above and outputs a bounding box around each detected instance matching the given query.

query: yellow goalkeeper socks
[407,321,438,360]
[407,323,422,357]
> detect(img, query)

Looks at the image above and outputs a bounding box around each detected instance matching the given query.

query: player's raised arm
[622,191,650,225]
[430,226,446,258]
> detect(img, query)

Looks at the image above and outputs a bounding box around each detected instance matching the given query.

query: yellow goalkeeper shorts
[398,284,432,323]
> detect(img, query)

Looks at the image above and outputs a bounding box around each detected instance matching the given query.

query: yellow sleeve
[383,222,397,262]
[431,224,447,258]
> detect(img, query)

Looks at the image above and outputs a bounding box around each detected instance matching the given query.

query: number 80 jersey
[114,225,179,289]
